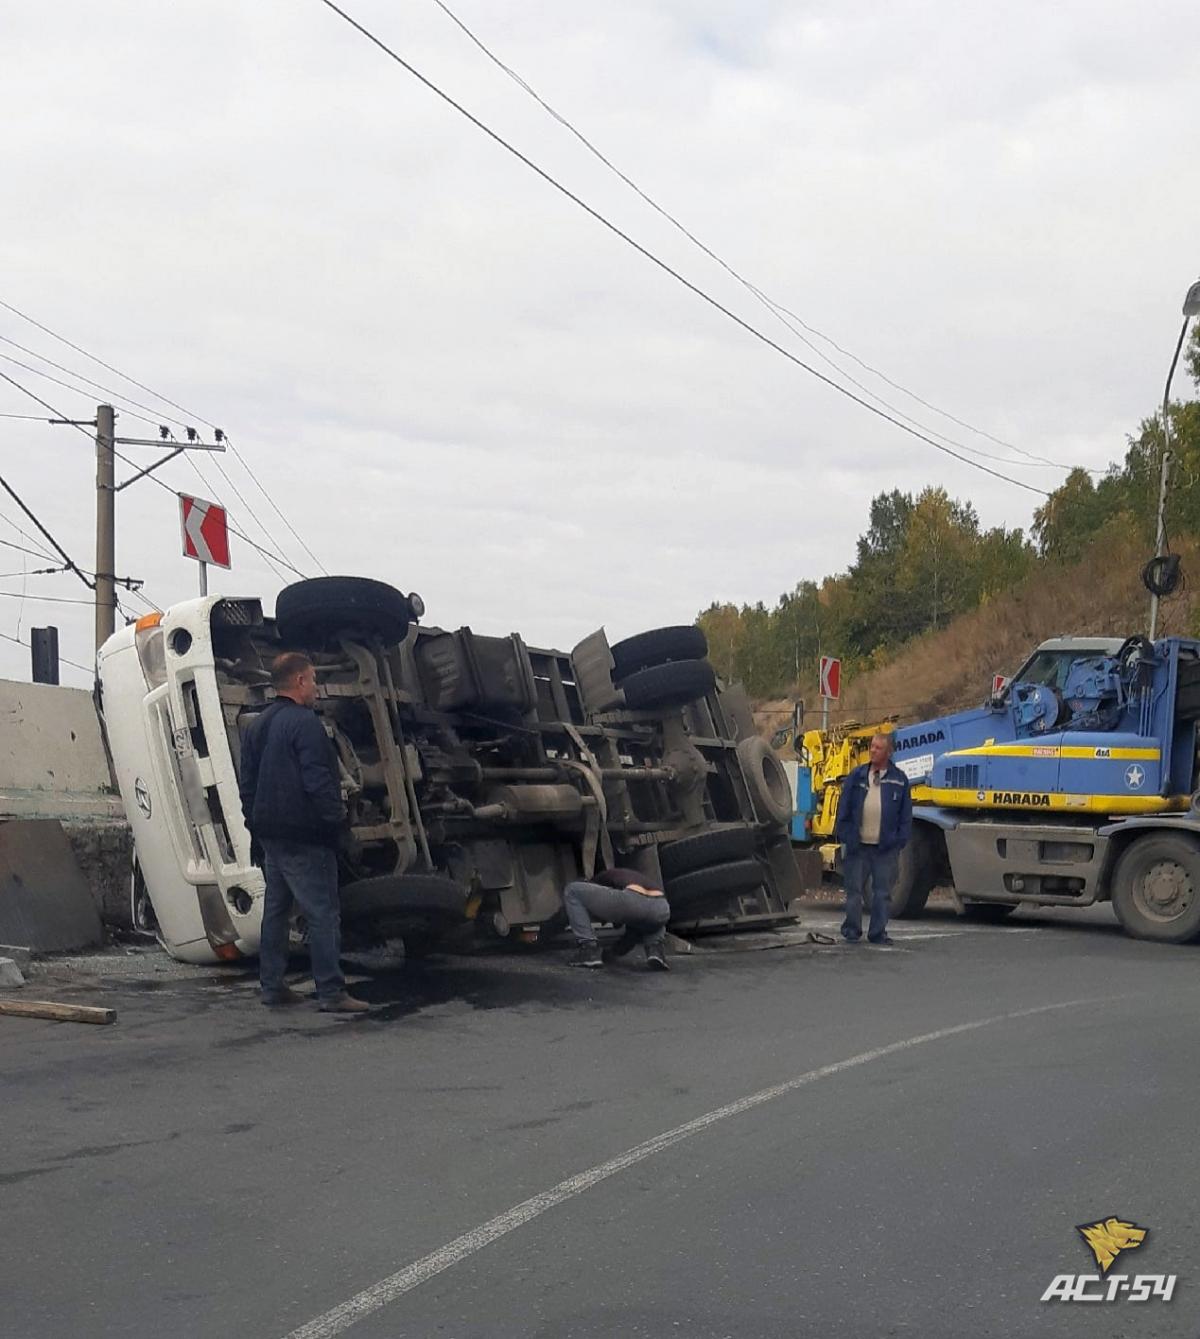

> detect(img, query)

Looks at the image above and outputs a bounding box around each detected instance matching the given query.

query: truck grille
[944,764,979,790]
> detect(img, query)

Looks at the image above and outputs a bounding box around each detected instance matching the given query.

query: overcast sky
[3,0,1198,686]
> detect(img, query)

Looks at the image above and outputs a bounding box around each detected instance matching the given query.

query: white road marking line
[281,997,1098,1339]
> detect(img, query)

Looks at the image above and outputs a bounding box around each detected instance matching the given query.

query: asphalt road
[3,902,1199,1339]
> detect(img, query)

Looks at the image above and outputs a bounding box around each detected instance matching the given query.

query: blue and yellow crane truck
[790,634,1200,943]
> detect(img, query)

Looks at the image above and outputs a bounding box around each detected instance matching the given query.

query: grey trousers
[562,880,671,948]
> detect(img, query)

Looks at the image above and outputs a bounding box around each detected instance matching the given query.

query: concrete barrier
[0,679,123,821]
[0,679,131,932]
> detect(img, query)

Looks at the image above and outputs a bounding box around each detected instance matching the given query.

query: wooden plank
[0,999,116,1025]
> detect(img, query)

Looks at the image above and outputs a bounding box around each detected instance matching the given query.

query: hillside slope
[757,528,1199,737]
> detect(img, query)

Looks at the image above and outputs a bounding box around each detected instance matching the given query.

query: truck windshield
[1008,647,1123,695]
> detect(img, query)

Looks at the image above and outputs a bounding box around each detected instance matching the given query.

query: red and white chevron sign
[818,655,841,700]
[178,494,231,568]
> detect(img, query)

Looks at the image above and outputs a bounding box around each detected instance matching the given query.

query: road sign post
[179,494,231,595]
[818,655,841,731]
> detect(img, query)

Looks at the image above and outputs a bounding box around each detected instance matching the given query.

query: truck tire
[658,824,757,880]
[890,825,938,918]
[1111,832,1200,944]
[665,858,765,916]
[610,626,708,681]
[736,736,793,827]
[339,873,467,929]
[276,576,412,650]
[620,659,716,710]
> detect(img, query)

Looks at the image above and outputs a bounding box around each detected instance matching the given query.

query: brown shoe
[261,987,306,1007]
[319,994,370,1014]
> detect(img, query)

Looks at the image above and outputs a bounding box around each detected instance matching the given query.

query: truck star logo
[1125,765,1145,790]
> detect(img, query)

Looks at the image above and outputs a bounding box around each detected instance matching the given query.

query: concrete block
[0,956,25,988]
[0,944,32,968]
[0,819,103,953]
[64,820,134,929]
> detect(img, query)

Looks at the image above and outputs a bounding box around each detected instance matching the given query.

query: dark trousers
[563,880,671,948]
[259,839,345,1002]
[841,845,898,942]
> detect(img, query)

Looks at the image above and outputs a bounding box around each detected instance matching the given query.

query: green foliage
[697,484,1034,696]
[699,325,1199,701]
[1034,325,1200,559]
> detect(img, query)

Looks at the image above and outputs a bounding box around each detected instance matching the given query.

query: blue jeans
[259,839,345,1002]
[562,880,671,948]
[841,846,898,942]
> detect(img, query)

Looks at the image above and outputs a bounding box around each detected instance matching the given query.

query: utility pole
[94,404,116,651]
[82,407,228,652]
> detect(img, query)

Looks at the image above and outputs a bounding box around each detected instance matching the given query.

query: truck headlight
[135,613,168,689]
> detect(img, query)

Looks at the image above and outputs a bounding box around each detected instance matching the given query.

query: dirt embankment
[756,529,1200,739]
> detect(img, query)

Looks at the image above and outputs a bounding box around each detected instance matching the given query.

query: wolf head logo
[1076,1217,1148,1274]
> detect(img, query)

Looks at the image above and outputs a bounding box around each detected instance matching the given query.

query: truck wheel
[1111,832,1200,944]
[339,873,467,929]
[665,858,765,916]
[610,626,708,681]
[620,659,716,710]
[658,824,757,880]
[890,826,938,918]
[736,736,794,827]
[276,576,413,650]
[960,902,1018,921]
[130,860,159,936]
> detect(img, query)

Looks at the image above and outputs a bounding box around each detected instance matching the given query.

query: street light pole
[1149,279,1200,641]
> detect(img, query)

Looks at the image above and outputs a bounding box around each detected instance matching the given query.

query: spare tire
[665,858,766,915]
[276,576,412,650]
[736,736,793,827]
[658,825,757,880]
[339,873,466,928]
[621,659,716,711]
[611,626,708,681]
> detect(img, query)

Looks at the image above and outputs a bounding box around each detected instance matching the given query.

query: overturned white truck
[97,577,800,964]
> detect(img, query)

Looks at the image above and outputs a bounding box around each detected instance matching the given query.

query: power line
[2,340,306,570]
[0,368,95,439]
[0,484,93,595]
[3,331,322,569]
[0,514,58,562]
[0,371,166,606]
[2,362,301,591]
[0,589,95,606]
[0,535,54,562]
[0,296,328,574]
[0,330,299,575]
[0,339,174,429]
[313,0,1050,498]
[0,566,66,580]
[0,627,92,676]
[110,446,306,579]
[429,0,1094,478]
[0,351,160,424]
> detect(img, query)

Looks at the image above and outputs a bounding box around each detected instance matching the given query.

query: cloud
[1,0,1198,686]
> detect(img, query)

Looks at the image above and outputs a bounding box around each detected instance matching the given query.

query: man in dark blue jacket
[239,652,366,1012]
[833,732,912,945]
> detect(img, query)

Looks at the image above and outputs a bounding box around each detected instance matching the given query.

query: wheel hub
[1137,859,1194,921]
